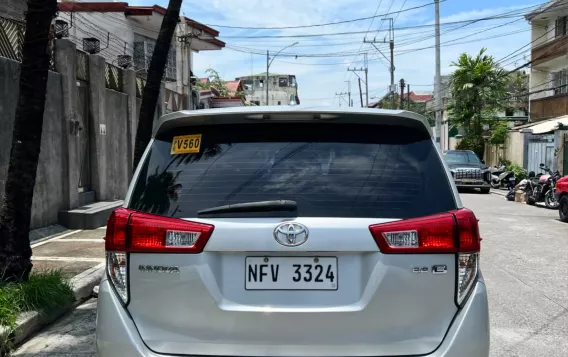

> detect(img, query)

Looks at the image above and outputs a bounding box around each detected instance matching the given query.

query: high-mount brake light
[104,208,215,305]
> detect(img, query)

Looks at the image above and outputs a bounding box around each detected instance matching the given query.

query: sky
[134,0,540,106]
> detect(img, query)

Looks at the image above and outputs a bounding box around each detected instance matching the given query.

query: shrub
[0,270,73,352]
[505,163,528,181]
[456,135,485,159]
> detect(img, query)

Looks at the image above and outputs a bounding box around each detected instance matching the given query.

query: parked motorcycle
[527,164,562,209]
[490,165,515,189]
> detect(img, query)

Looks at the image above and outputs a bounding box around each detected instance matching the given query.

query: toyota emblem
[274,222,309,247]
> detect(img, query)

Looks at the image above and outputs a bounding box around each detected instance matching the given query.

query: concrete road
[461,192,568,357]
[12,192,568,357]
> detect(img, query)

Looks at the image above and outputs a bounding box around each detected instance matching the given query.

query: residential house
[197,79,246,109]
[56,1,225,111]
[523,0,568,173]
[236,73,299,106]
[404,91,433,103]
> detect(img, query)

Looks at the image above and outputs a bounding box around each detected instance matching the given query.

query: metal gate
[561,133,568,175]
[77,80,91,192]
[527,134,555,174]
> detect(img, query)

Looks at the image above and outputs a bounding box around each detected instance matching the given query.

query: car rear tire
[559,196,568,223]
[480,188,490,194]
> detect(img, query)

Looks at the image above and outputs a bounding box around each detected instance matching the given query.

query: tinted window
[443,151,481,165]
[129,123,455,219]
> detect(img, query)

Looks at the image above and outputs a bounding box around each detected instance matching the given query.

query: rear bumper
[455,182,491,189]
[96,278,489,357]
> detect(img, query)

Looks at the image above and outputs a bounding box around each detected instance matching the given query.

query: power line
[202,0,444,30]
[217,4,547,39]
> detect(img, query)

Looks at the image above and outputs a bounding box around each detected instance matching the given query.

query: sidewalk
[31,227,106,278]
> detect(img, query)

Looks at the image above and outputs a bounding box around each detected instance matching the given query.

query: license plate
[245,257,338,290]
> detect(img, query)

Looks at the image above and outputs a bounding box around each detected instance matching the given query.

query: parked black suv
[442,150,491,194]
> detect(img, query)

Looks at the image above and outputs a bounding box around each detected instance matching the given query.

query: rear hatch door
[126,119,459,356]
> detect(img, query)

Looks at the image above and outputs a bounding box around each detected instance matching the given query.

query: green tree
[448,48,508,158]
[194,68,245,99]
[0,0,58,282]
[132,0,182,171]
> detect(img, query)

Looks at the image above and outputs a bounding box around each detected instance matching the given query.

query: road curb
[0,264,104,351]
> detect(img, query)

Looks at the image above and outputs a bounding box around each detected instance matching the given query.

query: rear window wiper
[197,200,297,216]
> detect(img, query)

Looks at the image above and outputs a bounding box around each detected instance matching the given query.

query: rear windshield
[128,123,456,219]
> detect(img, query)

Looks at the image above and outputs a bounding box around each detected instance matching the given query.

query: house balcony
[531,34,568,67]
[530,93,568,121]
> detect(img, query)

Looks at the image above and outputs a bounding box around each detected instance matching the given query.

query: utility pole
[345,80,351,107]
[407,84,410,110]
[348,67,366,106]
[365,53,369,107]
[358,77,363,107]
[434,0,442,149]
[335,91,350,106]
[266,50,269,106]
[399,78,405,109]
[364,18,395,108]
[179,31,201,109]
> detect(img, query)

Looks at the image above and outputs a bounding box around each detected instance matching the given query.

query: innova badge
[274,222,309,247]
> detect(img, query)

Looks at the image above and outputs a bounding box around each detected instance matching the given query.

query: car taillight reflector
[369,213,456,254]
[105,208,130,251]
[128,212,214,253]
[104,208,215,305]
[368,209,480,254]
[454,209,480,252]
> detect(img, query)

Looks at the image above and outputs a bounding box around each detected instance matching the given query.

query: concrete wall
[0,0,26,21]
[504,131,527,167]
[105,90,130,199]
[0,57,65,229]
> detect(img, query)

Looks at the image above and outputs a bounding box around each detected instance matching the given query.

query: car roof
[154,106,432,138]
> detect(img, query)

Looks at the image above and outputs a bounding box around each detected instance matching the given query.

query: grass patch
[0,269,74,348]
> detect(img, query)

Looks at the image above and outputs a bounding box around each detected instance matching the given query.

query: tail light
[104,208,214,305]
[369,209,481,306]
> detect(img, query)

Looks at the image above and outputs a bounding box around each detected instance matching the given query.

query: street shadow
[11,300,97,356]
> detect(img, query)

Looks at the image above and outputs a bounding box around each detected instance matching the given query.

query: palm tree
[448,48,508,158]
[0,0,58,282]
[132,0,183,171]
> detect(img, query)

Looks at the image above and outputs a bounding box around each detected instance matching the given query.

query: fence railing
[105,62,123,92]
[1,15,56,71]
[76,49,89,81]
[135,76,146,98]
[0,16,24,61]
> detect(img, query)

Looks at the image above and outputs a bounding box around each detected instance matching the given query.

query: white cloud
[184,0,533,106]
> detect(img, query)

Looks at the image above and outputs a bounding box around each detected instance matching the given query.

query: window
[129,123,455,219]
[289,75,297,87]
[556,16,568,38]
[552,69,568,95]
[443,151,481,165]
[279,77,288,87]
[252,100,260,106]
[259,80,264,88]
[505,108,514,117]
[278,101,281,105]
[133,33,176,81]
[244,80,253,91]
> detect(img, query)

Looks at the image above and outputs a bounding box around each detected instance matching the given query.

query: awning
[516,116,568,134]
